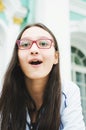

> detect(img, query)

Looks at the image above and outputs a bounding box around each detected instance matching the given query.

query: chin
[28,74,49,80]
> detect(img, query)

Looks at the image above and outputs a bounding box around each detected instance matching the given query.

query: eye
[38,40,49,47]
[20,40,31,48]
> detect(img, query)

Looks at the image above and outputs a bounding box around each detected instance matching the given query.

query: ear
[54,51,59,64]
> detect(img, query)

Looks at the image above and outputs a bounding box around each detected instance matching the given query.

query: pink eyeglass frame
[16,38,54,50]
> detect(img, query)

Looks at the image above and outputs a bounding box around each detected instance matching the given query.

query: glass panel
[84,74,86,96]
[76,72,82,82]
[71,55,73,62]
[78,50,84,58]
[83,58,86,66]
[71,46,76,53]
[85,74,86,83]
[75,56,81,65]
[78,85,83,96]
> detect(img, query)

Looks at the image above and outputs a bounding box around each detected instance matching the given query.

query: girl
[0,23,85,130]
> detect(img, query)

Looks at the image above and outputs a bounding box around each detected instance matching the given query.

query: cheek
[18,51,27,67]
[18,50,27,61]
[43,50,56,63]
[43,54,55,75]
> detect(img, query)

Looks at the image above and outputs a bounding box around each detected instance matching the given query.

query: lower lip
[30,63,42,68]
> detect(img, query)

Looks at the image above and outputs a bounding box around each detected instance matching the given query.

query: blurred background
[0,0,86,126]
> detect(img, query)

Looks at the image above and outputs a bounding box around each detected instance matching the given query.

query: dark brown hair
[0,23,61,130]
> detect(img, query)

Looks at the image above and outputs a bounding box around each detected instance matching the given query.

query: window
[71,46,86,125]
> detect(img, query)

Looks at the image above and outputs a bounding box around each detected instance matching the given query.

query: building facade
[70,0,86,126]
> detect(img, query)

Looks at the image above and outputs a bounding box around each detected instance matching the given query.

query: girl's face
[18,26,58,80]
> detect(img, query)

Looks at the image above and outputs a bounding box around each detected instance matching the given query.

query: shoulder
[60,80,81,113]
[61,80,80,95]
[61,80,81,105]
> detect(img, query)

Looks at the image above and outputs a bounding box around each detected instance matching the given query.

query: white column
[35,0,71,81]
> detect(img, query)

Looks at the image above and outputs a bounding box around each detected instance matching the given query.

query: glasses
[16,38,53,50]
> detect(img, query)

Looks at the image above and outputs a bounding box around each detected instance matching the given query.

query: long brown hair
[0,23,61,130]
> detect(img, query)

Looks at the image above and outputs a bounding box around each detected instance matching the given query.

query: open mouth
[29,60,42,65]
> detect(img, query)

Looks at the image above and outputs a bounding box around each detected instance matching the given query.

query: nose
[30,42,39,55]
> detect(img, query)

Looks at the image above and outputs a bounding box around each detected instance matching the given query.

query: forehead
[21,26,53,39]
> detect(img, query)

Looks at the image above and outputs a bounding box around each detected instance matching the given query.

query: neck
[25,77,48,110]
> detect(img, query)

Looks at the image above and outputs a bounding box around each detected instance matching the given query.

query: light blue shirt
[26,81,86,130]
